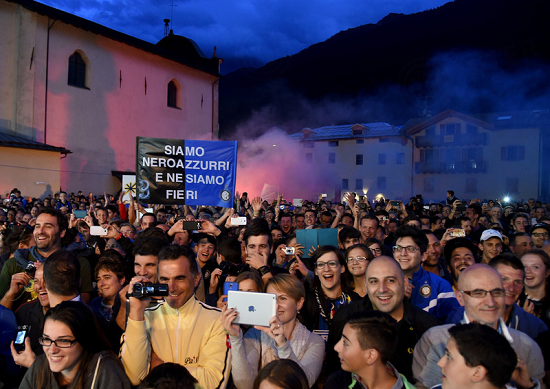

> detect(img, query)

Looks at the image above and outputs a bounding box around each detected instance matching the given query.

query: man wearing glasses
[412,264,545,389]
[447,254,547,340]
[530,224,550,249]
[393,226,458,322]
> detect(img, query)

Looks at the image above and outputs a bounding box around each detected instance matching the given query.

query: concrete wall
[0,147,60,198]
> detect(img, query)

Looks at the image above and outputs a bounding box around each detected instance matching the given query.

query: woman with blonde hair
[222,274,324,389]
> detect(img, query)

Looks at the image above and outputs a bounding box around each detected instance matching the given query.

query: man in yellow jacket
[120,245,230,388]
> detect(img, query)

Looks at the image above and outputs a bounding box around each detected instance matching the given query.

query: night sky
[37,0,451,72]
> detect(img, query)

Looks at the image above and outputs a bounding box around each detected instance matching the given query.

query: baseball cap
[480,229,503,243]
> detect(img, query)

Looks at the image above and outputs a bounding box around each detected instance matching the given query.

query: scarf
[259,321,312,368]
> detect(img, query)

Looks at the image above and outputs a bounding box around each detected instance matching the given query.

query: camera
[218,260,238,275]
[284,247,296,255]
[130,282,168,299]
[25,263,36,278]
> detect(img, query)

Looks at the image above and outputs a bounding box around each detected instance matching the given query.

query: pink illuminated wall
[0,1,219,195]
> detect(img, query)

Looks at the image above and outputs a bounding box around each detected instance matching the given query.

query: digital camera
[130,282,168,299]
[25,263,36,278]
[284,247,296,255]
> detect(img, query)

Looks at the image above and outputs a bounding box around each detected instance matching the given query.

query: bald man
[326,256,438,382]
[412,264,544,389]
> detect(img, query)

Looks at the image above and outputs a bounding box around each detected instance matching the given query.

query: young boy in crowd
[434,322,527,389]
[326,311,415,389]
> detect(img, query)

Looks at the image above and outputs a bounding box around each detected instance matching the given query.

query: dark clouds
[38,0,450,70]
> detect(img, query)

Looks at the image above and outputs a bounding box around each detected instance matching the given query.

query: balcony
[415,133,487,148]
[415,160,487,174]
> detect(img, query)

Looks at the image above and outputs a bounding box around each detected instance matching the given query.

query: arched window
[68,52,86,88]
[167,80,179,108]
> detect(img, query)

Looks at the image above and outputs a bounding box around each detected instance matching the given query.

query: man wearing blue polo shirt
[393,226,458,322]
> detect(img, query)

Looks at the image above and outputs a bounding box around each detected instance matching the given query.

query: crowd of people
[0,187,549,389]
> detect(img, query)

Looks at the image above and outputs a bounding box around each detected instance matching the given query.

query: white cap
[480,229,503,242]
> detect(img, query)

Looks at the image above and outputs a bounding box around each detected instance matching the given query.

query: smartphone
[90,226,108,236]
[73,210,87,218]
[230,217,247,226]
[223,282,239,302]
[293,199,303,207]
[391,201,400,207]
[455,203,466,213]
[182,221,202,230]
[449,228,466,238]
[14,328,28,352]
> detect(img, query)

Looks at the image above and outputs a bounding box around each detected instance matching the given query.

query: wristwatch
[258,266,271,276]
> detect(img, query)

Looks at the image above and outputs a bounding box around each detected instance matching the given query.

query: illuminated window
[68,52,86,88]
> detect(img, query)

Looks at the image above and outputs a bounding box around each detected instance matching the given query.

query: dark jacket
[19,350,131,389]
[302,288,360,338]
[326,297,440,383]
[14,299,46,357]
[90,293,124,353]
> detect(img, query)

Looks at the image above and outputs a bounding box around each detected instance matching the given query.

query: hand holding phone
[223,282,239,302]
[90,226,108,236]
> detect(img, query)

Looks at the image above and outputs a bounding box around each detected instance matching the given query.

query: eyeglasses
[347,256,368,263]
[369,248,382,254]
[532,232,549,238]
[460,288,505,298]
[314,260,340,270]
[392,245,420,253]
[39,337,77,348]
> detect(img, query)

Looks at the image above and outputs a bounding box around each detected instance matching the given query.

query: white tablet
[227,291,277,327]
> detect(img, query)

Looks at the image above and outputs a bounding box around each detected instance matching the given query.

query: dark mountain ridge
[219,0,550,138]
